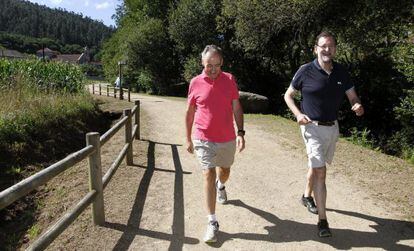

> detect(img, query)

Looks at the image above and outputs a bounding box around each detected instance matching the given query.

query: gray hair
[201,44,223,60]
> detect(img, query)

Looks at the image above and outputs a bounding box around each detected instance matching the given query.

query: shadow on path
[104,140,198,250]
[207,200,414,250]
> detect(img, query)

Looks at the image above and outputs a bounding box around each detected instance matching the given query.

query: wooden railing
[91,83,131,102]
[0,100,141,251]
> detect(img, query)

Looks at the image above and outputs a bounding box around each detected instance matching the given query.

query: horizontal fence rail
[0,98,141,251]
[0,145,95,209]
[28,190,98,251]
[103,143,129,189]
[91,83,131,102]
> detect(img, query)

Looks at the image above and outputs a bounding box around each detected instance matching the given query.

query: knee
[314,168,326,181]
[219,167,230,176]
[203,169,216,183]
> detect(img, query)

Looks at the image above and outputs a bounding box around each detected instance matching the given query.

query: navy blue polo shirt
[291,59,354,122]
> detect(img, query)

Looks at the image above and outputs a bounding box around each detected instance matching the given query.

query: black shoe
[301,195,318,214]
[317,219,332,237]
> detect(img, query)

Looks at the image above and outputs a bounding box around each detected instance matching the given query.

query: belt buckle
[313,121,334,126]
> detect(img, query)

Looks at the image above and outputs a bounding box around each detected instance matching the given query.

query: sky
[27,0,118,27]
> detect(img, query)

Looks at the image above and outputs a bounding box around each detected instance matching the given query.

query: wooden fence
[0,99,141,251]
[91,83,131,102]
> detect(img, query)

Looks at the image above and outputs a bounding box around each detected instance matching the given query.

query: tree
[169,0,221,56]
[0,0,114,47]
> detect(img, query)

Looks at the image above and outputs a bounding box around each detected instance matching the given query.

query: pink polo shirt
[188,71,239,142]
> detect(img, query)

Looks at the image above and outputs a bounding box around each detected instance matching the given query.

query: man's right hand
[296,113,312,125]
[186,140,194,154]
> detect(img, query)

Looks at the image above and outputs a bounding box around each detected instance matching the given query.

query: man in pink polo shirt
[185,44,245,243]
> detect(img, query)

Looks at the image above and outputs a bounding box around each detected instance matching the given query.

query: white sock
[207,214,217,223]
[216,180,225,189]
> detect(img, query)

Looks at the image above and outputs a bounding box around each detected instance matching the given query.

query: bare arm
[185,103,196,153]
[346,88,364,116]
[232,99,245,152]
[232,99,244,133]
[284,86,311,124]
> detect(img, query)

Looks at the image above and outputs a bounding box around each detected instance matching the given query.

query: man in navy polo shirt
[284,31,364,237]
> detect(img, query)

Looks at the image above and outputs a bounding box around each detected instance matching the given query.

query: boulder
[238,91,269,114]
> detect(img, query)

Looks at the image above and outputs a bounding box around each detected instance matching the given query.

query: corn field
[0,58,85,93]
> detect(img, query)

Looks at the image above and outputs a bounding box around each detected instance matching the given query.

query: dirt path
[45,92,414,250]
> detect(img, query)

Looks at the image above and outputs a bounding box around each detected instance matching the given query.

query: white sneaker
[203,221,219,243]
[216,181,227,204]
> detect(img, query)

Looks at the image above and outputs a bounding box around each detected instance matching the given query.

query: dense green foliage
[0,0,115,61]
[101,0,413,161]
[0,32,91,55]
[102,0,180,94]
[0,0,114,46]
[0,59,85,93]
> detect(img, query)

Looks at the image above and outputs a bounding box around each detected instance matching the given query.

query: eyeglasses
[316,45,336,50]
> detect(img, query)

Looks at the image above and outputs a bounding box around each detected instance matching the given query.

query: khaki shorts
[193,139,236,169]
[300,121,339,168]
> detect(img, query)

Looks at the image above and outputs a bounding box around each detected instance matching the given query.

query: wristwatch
[237,129,245,137]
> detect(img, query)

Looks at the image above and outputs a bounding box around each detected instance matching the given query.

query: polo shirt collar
[313,59,336,71]
[201,70,222,81]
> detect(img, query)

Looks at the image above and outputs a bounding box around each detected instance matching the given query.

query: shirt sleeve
[187,79,196,105]
[291,65,306,91]
[343,71,355,93]
[229,74,239,100]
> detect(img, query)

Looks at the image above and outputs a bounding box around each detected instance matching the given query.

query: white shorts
[193,139,236,169]
[300,121,339,168]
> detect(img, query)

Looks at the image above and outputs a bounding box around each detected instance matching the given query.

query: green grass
[0,86,95,161]
[27,224,41,240]
[345,127,377,149]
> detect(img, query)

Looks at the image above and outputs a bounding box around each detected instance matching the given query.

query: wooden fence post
[124,109,133,165]
[92,84,95,94]
[128,87,131,102]
[106,85,109,97]
[120,87,124,100]
[99,84,102,95]
[86,132,105,225]
[114,87,117,98]
[134,100,140,140]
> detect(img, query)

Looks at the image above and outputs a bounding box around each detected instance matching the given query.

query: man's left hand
[236,135,245,152]
[352,103,364,116]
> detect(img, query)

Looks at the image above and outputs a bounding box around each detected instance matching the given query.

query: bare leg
[203,168,217,215]
[312,166,327,220]
[217,166,230,184]
[304,167,314,197]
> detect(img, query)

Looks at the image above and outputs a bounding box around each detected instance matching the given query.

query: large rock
[239,91,269,114]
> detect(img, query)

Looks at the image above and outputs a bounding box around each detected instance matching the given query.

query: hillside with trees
[0,0,114,56]
[101,0,413,162]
